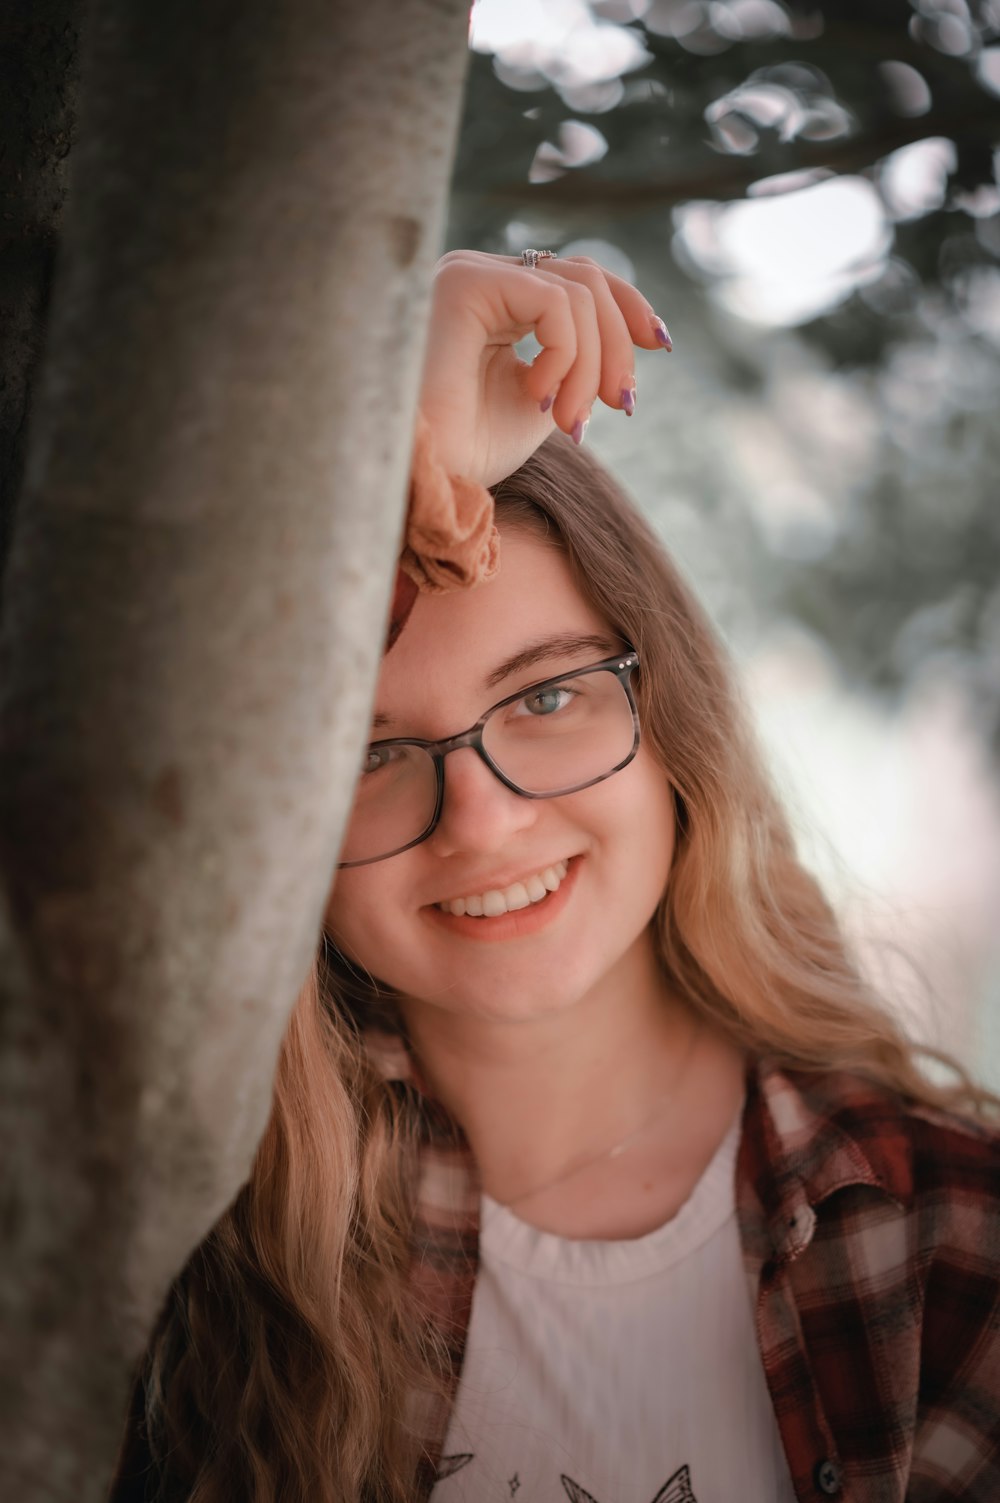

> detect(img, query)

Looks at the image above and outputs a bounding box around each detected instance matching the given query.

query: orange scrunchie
[386,412,500,651]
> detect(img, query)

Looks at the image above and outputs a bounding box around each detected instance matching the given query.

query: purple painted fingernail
[571,413,590,445]
[621,385,636,416]
[652,317,673,351]
[540,392,555,413]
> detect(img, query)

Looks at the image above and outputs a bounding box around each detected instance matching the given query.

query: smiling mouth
[436,860,571,918]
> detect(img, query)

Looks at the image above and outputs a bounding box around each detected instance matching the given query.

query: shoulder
[905,1092,1000,1184]
[743,1058,1000,1250]
[743,1064,1000,1494]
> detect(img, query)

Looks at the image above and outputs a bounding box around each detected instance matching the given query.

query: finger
[431,256,580,401]
[537,275,602,440]
[510,277,580,412]
[578,261,672,353]
[542,257,639,414]
[506,250,672,355]
[431,251,669,418]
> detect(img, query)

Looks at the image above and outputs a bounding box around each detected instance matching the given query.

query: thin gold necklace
[494,1016,704,1212]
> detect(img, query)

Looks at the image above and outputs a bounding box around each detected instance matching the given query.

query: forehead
[374,527,615,726]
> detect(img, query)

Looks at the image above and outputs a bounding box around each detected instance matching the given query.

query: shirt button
[814,1458,843,1495]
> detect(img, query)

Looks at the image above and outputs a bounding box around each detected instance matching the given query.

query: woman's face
[326,526,677,1026]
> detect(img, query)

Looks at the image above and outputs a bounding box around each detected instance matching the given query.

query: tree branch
[491,99,1000,212]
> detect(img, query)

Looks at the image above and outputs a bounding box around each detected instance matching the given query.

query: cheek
[614,751,675,858]
[612,760,677,920]
[325,873,403,974]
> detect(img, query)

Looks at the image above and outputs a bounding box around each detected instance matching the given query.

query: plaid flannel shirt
[369,1036,1000,1503]
[111,1042,1000,1502]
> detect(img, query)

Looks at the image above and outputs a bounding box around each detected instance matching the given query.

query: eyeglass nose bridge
[423,719,541,812]
[415,720,539,855]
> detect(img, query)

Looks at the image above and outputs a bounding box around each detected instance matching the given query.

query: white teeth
[438,859,573,917]
[505,882,531,911]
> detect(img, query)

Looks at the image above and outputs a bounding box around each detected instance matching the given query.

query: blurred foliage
[450,0,1000,754]
[457,1,1000,215]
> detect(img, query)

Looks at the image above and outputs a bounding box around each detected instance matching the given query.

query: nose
[430,745,539,858]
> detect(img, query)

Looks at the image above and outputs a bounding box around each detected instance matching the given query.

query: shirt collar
[744,1058,914,1261]
[362,1032,916,1260]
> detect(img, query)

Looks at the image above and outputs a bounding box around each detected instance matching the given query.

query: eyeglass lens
[339,665,636,867]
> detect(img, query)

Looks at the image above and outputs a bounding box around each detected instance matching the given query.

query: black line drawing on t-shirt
[561,1464,697,1503]
[435,1453,474,1481]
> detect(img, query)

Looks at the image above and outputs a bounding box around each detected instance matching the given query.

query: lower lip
[424,857,582,944]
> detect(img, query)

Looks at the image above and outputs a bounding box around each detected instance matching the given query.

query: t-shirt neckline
[478,1102,745,1287]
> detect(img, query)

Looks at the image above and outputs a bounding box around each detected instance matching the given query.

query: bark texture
[0,0,82,591]
[0,1,470,1496]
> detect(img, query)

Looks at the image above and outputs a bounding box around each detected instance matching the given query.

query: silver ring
[520,248,557,270]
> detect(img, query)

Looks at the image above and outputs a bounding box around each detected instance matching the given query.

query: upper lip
[428,855,576,907]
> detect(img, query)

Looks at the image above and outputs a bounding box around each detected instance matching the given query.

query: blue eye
[518,686,573,717]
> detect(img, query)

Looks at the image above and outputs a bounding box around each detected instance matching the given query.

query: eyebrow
[370,631,621,732]
[482,631,621,690]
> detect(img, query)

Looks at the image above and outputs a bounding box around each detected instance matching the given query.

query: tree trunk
[0,2,470,1497]
[0,0,83,591]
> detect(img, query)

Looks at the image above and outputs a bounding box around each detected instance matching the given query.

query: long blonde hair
[136,434,995,1501]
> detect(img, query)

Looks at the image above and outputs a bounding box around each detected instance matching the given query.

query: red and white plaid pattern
[110,1041,1000,1501]
[382,1036,1000,1502]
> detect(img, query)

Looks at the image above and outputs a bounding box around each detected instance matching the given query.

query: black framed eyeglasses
[338,650,640,867]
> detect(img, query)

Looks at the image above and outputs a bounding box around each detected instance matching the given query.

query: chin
[423,991,589,1031]
[415,945,609,1025]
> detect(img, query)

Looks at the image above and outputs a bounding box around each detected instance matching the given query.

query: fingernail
[620,384,636,416]
[539,392,556,413]
[571,411,590,445]
[652,317,673,351]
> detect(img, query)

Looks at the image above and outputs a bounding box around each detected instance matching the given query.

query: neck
[398,933,743,1233]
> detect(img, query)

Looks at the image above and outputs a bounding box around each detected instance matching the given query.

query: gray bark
[0,1,470,1496]
[0,0,83,589]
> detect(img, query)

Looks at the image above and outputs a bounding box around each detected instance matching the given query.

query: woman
[113,253,1000,1502]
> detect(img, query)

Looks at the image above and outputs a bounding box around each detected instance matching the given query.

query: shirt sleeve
[906,1116,1000,1501]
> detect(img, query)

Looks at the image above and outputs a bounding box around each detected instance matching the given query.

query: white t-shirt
[431,1111,798,1503]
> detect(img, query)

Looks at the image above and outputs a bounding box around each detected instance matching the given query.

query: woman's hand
[417,250,672,489]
